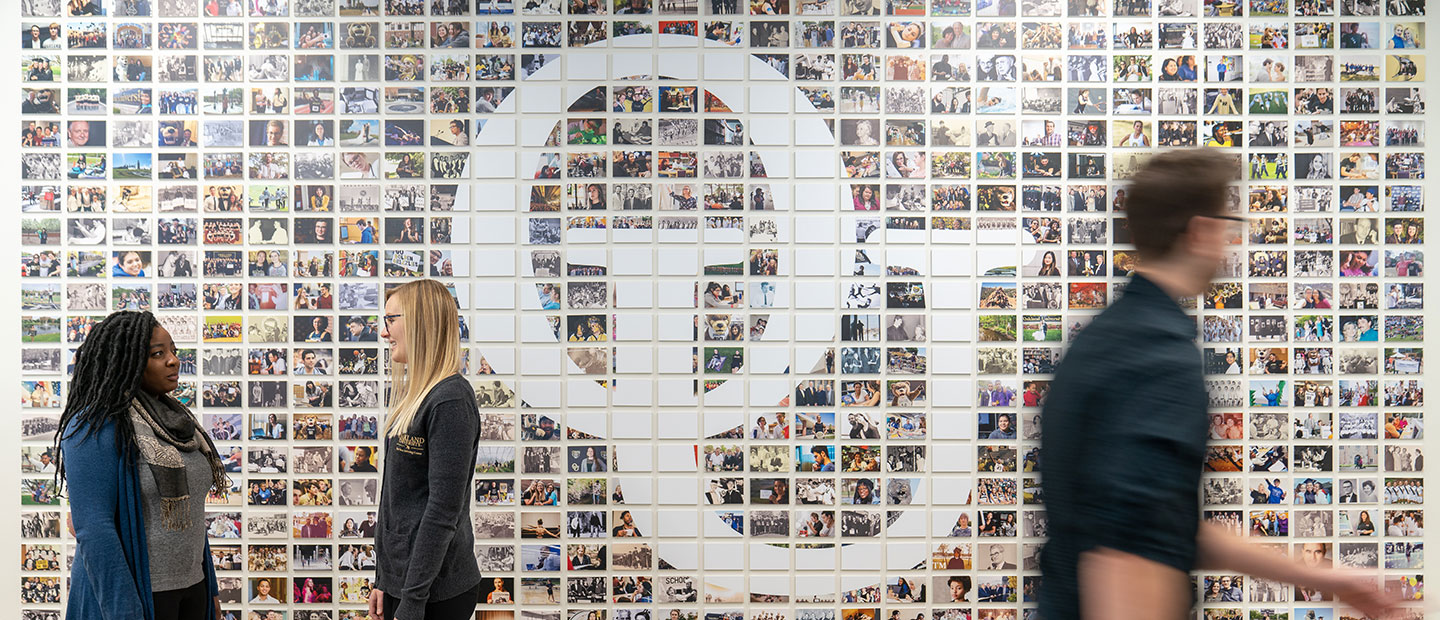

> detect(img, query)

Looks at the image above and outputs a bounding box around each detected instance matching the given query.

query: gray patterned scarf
[129,392,229,531]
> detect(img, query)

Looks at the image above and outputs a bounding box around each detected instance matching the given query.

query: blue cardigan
[62,419,219,620]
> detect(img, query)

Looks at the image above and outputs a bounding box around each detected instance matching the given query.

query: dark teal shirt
[1039,274,1210,618]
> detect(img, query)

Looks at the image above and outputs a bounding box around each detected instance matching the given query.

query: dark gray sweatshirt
[375,373,483,619]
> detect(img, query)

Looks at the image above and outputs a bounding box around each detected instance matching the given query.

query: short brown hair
[1124,149,1237,260]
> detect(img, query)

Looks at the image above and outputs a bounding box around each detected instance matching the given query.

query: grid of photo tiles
[12,0,1428,616]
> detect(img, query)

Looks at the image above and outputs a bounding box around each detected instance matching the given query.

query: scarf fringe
[131,396,232,530]
[159,495,192,531]
[212,468,231,501]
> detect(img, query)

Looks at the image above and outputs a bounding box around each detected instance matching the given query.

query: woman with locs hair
[370,279,484,620]
[54,310,229,620]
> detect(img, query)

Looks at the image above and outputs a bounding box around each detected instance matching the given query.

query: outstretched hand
[1321,571,1404,619]
[1197,523,1409,620]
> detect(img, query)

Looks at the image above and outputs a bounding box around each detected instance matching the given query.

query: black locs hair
[53,310,159,496]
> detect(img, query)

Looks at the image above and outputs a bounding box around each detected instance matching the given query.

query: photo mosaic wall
[11,0,1430,616]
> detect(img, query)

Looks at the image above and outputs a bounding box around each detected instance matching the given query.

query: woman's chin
[155,381,179,395]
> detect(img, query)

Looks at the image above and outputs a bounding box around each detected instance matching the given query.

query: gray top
[136,423,213,592]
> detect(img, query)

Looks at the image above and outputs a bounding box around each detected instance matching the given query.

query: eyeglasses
[383,313,403,327]
[1204,214,1246,223]
[1203,214,1246,236]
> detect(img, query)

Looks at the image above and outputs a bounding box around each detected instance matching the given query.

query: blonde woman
[369,280,483,620]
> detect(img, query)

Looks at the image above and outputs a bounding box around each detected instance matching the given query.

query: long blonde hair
[385,279,461,438]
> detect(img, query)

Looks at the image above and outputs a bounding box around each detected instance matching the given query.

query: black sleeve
[1084,357,1204,571]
